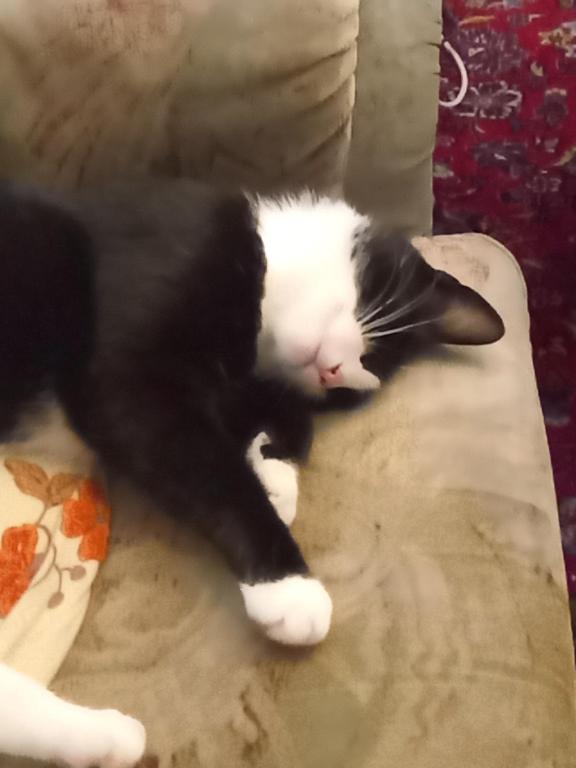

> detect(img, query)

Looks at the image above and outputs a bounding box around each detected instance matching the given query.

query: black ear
[355,232,505,348]
[431,270,505,345]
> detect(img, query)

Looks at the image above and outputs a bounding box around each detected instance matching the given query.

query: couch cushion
[50,234,576,768]
[0,0,358,195]
[0,413,99,686]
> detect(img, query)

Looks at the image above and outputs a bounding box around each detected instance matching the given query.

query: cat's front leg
[242,435,331,643]
[58,708,146,768]
[199,449,332,645]
[247,432,299,526]
[0,664,145,768]
[73,386,332,646]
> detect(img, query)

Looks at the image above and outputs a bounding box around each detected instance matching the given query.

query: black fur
[0,179,310,584]
[0,179,504,587]
[353,231,504,380]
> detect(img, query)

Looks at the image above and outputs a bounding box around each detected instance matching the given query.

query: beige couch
[0,1,575,767]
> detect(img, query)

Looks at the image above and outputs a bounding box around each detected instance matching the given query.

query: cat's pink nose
[319,364,343,387]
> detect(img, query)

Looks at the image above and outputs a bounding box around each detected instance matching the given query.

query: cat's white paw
[240,575,332,645]
[256,457,299,526]
[247,431,271,464]
[61,708,146,768]
[98,710,146,768]
[247,432,299,526]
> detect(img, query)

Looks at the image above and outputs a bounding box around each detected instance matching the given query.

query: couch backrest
[346,0,441,233]
[0,0,440,232]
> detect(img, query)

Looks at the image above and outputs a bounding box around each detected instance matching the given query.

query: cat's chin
[286,366,325,398]
[300,383,328,400]
[263,368,328,400]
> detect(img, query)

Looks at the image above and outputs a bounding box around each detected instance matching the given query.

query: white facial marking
[256,193,378,396]
[240,576,332,645]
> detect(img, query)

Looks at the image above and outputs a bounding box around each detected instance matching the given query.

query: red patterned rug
[434,1,576,598]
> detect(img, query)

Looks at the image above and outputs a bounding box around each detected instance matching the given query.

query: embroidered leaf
[49,473,82,506]
[47,591,64,609]
[4,460,50,503]
[69,565,86,581]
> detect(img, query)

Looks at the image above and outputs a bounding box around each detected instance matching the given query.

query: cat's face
[256,196,504,397]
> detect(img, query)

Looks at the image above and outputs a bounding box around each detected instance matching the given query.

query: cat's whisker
[363,306,426,332]
[361,277,438,333]
[358,247,431,328]
[357,286,392,322]
[357,248,406,326]
[362,311,412,331]
[379,251,416,308]
[363,318,402,333]
[382,276,438,323]
[358,302,384,327]
[366,317,439,340]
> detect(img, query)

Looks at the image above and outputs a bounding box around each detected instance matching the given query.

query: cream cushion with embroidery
[0,434,107,685]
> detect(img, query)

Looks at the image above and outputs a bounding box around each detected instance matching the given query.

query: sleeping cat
[0,180,504,767]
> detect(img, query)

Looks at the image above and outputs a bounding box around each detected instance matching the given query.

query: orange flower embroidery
[0,525,38,617]
[62,480,111,562]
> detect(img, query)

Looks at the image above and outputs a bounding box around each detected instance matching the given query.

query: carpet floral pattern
[434,0,576,597]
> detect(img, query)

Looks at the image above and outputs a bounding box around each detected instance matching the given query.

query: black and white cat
[0,180,503,767]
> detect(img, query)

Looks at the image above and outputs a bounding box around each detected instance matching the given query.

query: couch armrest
[52,235,576,768]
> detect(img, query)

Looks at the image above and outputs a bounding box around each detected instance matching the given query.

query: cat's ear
[356,231,504,347]
[431,270,505,345]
